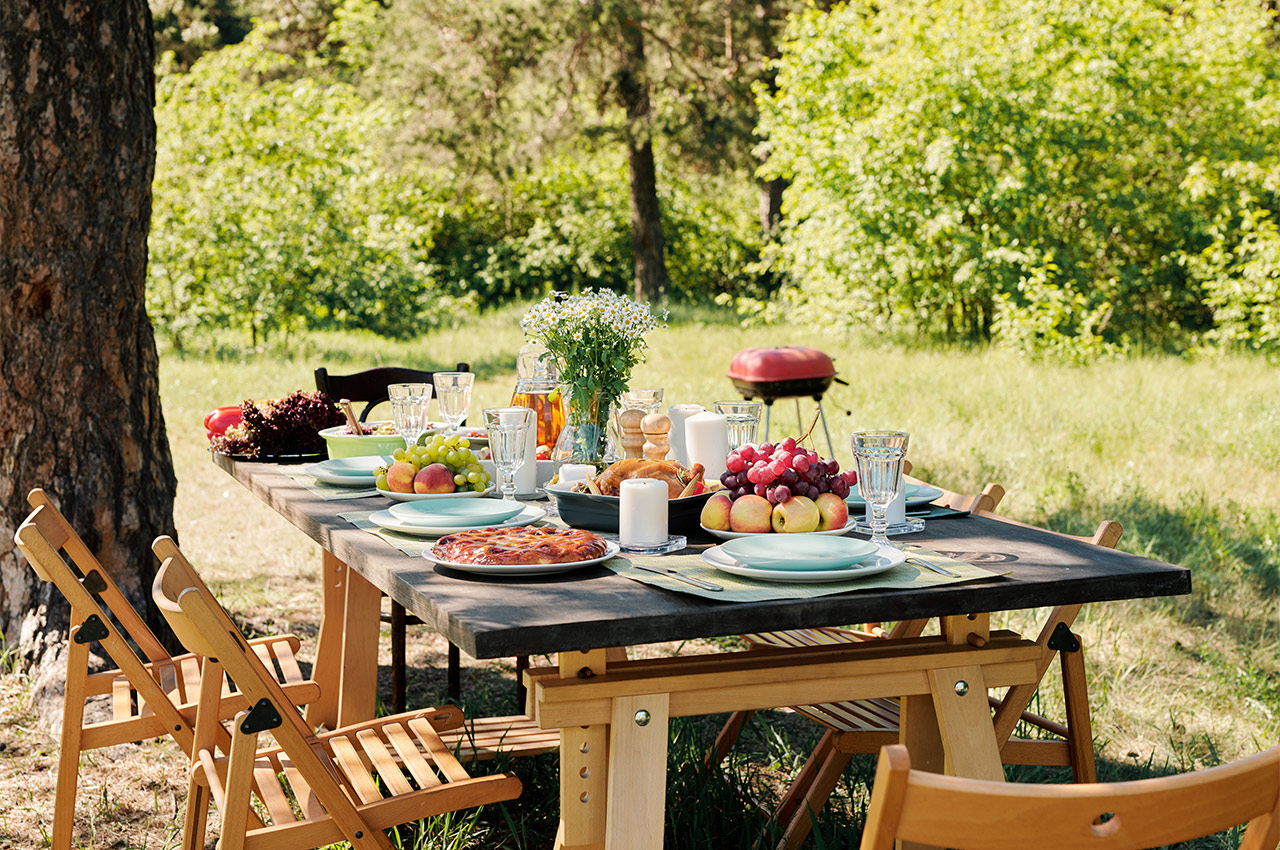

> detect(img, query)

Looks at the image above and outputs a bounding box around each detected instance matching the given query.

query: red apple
[413,462,457,494]
[771,495,820,533]
[814,492,850,532]
[729,495,774,533]
[700,493,733,531]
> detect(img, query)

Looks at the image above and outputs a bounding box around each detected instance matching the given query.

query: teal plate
[389,498,525,527]
[719,535,879,571]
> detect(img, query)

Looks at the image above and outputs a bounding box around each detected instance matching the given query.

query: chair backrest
[314,364,470,421]
[974,509,1122,549]
[861,744,1280,850]
[15,489,171,665]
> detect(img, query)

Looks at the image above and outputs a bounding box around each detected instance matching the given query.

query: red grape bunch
[719,437,857,505]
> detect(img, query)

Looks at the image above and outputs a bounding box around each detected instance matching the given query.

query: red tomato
[204,406,243,441]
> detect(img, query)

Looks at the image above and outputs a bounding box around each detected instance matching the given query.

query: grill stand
[761,397,835,458]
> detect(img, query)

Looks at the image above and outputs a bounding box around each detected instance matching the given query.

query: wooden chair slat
[439,715,561,762]
[383,722,442,789]
[280,761,326,821]
[329,734,384,805]
[273,639,306,686]
[112,677,133,720]
[409,718,482,784]
[357,730,415,797]
[252,759,298,826]
[179,655,202,704]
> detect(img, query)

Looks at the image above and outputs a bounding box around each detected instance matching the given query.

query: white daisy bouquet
[521,290,665,454]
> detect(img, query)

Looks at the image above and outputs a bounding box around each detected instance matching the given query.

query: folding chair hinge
[1047,622,1081,653]
[82,570,108,594]
[72,614,110,644]
[239,698,283,734]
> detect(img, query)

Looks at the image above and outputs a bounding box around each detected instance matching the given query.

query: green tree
[759,0,1280,355]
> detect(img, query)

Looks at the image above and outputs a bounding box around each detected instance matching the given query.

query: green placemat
[283,468,382,500]
[609,546,1007,602]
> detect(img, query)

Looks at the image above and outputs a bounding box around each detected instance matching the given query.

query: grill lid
[727,347,836,382]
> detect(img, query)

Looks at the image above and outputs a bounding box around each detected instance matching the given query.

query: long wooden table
[214,456,1191,848]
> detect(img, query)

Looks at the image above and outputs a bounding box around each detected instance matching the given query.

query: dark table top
[214,455,1191,659]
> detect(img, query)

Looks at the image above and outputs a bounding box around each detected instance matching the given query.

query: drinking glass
[619,387,664,415]
[851,430,910,549]
[433,372,475,435]
[713,400,763,450]
[387,383,432,453]
[483,407,533,501]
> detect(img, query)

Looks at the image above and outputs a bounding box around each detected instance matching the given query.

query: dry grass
[2,306,1277,848]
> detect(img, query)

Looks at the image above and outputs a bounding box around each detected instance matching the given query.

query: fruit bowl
[319,423,406,459]
[544,483,713,534]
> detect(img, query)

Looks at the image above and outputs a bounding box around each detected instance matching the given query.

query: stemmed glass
[851,430,910,549]
[388,383,432,455]
[433,372,474,436]
[483,407,533,501]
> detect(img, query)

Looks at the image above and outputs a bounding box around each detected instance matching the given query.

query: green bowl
[319,424,405,459]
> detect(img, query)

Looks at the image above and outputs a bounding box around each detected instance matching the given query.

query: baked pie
[432,526,609,566]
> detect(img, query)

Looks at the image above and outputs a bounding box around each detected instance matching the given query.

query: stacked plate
[703,536,906,583]
[845,482,943,509]
[302,456,391,486]
[368,497,545,537]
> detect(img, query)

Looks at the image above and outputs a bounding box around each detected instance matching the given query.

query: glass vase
[552,388,618,471]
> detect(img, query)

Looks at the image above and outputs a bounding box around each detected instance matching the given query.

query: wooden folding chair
[707,482,1006,770]
[12,489,321,850]
[714,510,1121,850]
[861,743,1280,850]
[151,537,521,850]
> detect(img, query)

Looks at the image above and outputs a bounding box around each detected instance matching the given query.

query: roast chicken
[589,459,706,499]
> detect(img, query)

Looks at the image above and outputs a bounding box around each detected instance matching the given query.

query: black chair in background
[315,363,528,714]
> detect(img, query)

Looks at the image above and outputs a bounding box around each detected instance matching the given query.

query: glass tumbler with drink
[713,400,763,450]
[851,430,910,549]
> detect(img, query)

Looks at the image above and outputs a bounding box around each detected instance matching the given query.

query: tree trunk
[0,0,178,723]
[616,13,668,303]
[755,0,787,234]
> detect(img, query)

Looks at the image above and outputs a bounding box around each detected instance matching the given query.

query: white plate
[423,539,620,576]
[702,545,907,583]
[699,517,857,540]
[368,505,547,537]
[303,456,390,486]
[377,486,493,502]
[846,483,944,509]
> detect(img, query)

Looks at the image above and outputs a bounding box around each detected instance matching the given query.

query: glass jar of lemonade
[510,341,565,450]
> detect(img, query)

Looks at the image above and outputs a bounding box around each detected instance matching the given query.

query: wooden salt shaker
[641,412,671,461]
[619,408,646,459]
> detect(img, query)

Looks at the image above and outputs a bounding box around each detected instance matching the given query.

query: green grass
[152,307,1280,849]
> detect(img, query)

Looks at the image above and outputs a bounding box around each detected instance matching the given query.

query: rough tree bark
[755,0,787,234]
[616,12,669,303]
[0,0,178,723]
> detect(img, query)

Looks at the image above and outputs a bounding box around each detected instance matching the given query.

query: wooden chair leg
[706,710,753,769]
[1061,635,1097,783]
[391,600,407,714]
[54,630,91,850]
[777,737,853,850]
[182,774,210,850]
[448,642,461,701]
[773,728,838,829]
[515,654,529,712]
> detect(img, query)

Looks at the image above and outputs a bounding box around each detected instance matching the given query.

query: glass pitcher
[509,340,566,451]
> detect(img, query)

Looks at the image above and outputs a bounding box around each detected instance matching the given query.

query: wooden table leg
[928,665,1004,781]
[337,563,382,727]
[306,550,347,729]
[605,693,669,850]
[556,650,610,850]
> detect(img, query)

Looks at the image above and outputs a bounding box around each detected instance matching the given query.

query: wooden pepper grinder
[641,412,671,461]
[619,408,646,459]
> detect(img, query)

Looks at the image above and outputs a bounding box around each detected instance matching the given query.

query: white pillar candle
[666,404,705,467]
[498,409,537,495]
[619,478,668,547]
[867,490,907,525]
[684,411,729,480]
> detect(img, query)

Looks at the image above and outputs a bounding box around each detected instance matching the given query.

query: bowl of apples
[699,438,856,539]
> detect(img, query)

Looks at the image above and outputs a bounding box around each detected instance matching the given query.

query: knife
[907,557,960,578]
[633,564,723,591]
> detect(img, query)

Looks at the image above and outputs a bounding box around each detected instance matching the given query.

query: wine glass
[483,407,533,501]
[433,372,475,436]
[388,383,432,454]
[851,430,910,549]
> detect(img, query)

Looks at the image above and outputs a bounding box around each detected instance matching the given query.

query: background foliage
[757,0,1280,356]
